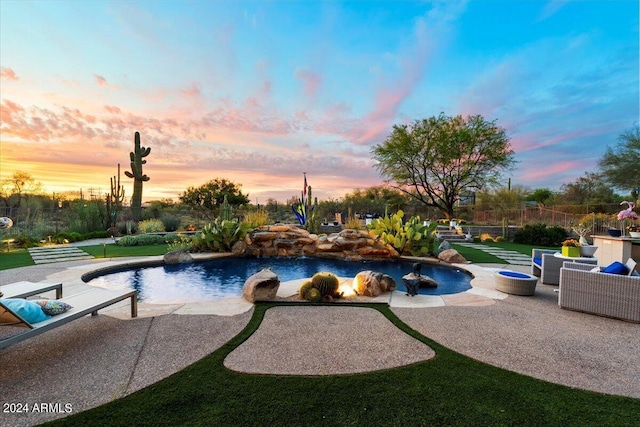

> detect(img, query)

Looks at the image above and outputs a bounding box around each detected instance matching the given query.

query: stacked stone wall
[232,225,399,261]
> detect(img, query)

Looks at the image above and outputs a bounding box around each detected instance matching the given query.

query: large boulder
[437,249,467,264]
[231,240,247,255]
[353,271,396,297]
[436,240,451,255]
[163,250,194,264]
[242,269,280,302]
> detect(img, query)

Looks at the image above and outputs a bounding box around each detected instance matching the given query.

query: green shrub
[117,235,138,246]
[243,209,270,228]
[84,230,109,239]
[134,234,167,245]
[6,234,39,248]
[191,218,252,252]
[163,232,179,242]
[52,232,83,243]
[167,235,193,252]
[138,219,165,234]
[116,234,167,246]
[513,223,567,246]
[161,214,181,232]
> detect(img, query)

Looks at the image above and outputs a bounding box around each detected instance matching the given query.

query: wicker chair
[531,249,598,285]
[558,260,640,323]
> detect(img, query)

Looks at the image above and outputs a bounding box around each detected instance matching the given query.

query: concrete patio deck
[1,257,638,426]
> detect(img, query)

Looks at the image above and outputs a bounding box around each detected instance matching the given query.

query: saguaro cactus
[124,132,151,221]
[106,163,125,228]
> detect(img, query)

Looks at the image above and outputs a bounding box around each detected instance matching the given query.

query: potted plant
[561,238,581,257]
[571,224,590,245]
[628,224,640,238]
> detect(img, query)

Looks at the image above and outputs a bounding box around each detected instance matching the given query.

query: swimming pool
[86,257,473,303]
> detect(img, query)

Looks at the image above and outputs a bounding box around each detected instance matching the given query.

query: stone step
[31,256,94,264]
[28,247,94,264]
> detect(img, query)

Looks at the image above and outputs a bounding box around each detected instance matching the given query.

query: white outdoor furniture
[558,259,640,323]
[1,287,138,349]
[1,281,63,299]
[531,249,598,285]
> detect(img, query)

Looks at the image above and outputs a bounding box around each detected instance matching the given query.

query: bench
[1,287,138,349]
[1,281,63,299]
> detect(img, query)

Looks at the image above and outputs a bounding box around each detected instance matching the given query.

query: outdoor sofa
[558,259,639,323]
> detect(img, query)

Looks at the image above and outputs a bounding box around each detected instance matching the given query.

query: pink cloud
[348,2,466,145]
[104,105,122,114]
[295,68,323,99]
[180,82,201,97]
[520,160,578,181]
[93,74,119,89]
[0,67,19,81]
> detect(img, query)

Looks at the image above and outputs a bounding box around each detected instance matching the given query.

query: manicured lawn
[44,303,640,427]
[451,241,558,264]
[0,244,169,271]
[0,249,35,271]
[479,241,558,255]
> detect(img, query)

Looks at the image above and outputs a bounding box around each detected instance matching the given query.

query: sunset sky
[1,0,638,203]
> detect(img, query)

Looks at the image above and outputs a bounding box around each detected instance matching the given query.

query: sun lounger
[0,287,137,349]
[1,281,63,299]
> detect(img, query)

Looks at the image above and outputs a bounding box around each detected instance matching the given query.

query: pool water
[86,257,473,304]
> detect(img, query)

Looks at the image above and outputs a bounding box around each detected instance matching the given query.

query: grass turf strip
[43,303,639,427]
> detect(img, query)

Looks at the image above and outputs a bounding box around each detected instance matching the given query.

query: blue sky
[1,0,638,202]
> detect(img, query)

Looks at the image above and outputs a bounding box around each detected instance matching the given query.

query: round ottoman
[494,270,538,296]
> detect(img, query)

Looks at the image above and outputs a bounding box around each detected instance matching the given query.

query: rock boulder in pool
[163,250,194,264]
[243,269,280,302]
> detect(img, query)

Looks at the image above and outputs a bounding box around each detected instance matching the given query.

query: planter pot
[562,246,580,257]
[629,232,640,238]
[579,245,598,257]
[607,229,622,237]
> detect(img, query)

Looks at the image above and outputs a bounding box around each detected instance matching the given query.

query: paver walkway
[454,242,531,266]
[28,246,94,264]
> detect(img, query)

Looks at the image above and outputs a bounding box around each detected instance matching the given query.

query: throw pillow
[602,261,629,275]
[0,298,50,323]
[35,299,73,316]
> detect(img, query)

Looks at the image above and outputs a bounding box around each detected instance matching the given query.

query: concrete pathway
[454,242,532,266]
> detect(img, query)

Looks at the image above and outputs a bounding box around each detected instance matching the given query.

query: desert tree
[371,113,515,219]
[598,124,640,201]
[179,178,249,221]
